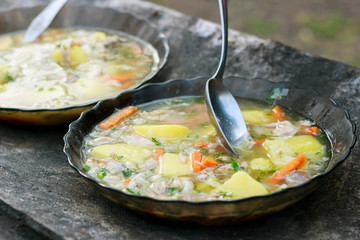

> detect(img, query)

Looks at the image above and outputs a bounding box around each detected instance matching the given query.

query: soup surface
[0,28,158,109]
[82,97,330,201]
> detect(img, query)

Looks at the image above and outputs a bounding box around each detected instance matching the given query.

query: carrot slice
[202,157,218,167]
[103,72,136,83]
[192,151,204,172]
[303,126,319,136]
[124,179,131,186]
[153,149,164,161]
[98,106,138,130]
[272,105,286,122]
[195,142,208,148]
[252,139,265,146]
[269,154,306,184]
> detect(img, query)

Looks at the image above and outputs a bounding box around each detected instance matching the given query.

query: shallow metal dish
[64,76,356,225]
[0,4,169,126]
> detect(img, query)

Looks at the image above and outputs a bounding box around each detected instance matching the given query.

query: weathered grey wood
[0,0,359,239]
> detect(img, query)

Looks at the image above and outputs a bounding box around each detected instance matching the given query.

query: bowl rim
[63,76,357,205]
[0,3,170,113]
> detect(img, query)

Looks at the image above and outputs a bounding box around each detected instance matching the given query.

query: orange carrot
[195,142,208,148]
[98,106,138,130]
[253,139,265,146]
[153,149,164,161]
[124,179,131,186]
[272,105,286,122]
[192,151,204,172]
[103,72,136,83]
[75,41,82,46]
[269,154,306,184]
[303,126,319,136]
[202,157,218,167]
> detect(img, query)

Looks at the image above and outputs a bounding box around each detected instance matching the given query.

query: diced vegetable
[303,126,319,136]
[192,151,204,172]
[132,124,190,141]
[202,157,218,167]
[195,142,208,148]
[272,105,286,122]
[195,180,216,193]
[153,148,164,161]
[69,45,88,66]
[98,106,138,130]
[216,171,268,198]
[263,139,297,166]
[269,154,306,184]
[51,45,88,67]
[103,73,136,83]
[250,158,272,171]
[252,139,265,146]
[90,143,151,165]
[192,125,217,136]
[242,110,274,124]
[264,135,324,167]
[161,153,191,177]
[285,135,324,158]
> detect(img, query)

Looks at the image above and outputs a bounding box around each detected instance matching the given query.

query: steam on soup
[0,28,158,109]
[82,97,330,201]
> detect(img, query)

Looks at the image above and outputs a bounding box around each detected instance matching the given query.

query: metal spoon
[23,0,68,42]
[205,0,248,156]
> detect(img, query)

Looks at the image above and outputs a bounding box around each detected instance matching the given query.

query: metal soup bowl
[64,76,356,225]
[0,4,169,126]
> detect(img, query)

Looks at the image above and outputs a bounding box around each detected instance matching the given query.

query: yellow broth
[82,97,330,201]
[0,28,158,109]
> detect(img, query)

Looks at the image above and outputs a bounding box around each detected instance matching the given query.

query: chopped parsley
[168,187,181,196]
[230,158,239,171]
[268,169,276,173]
[213,152,225,158]
[122,169,132,178]
[152,137,161,146]
[82,165,90,172]
[4,74,14,82]
[97,169,107,179]
[126,188,139,195]
[116,155,124,160]
[265,91,274,104]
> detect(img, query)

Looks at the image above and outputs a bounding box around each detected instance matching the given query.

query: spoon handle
[24,0,69,42]
[213,0,228,81]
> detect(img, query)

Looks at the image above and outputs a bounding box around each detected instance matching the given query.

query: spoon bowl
[205,0,248,156]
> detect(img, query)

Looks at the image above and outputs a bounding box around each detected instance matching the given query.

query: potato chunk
[250,157,272,171]
[263,139,296,166]
[51,45,88,67]
[216,171,268,198]
[133,125,190,141]
[90,144,151,165]
[242,110,273,124]
[69,45,88,66]
[161,153,191,177]
[264,135,325,167]
[286,135,324,158]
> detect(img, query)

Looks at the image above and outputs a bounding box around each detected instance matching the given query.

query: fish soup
[0,28,158,109]
[82,97,330,201]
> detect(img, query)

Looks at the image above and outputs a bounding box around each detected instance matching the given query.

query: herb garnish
[82,165,90,172]
[230,158,239,171]
[168,187,181,196]
[152,137,161,146]
[97,169,107,179]
[126,188,139,195]
[122,169,132,178]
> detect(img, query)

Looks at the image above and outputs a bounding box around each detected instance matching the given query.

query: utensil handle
[213,0,228,81]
